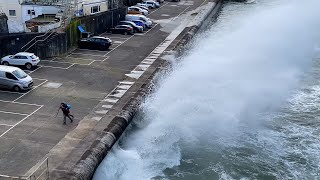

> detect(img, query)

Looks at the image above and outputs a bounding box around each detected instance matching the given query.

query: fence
[0,158,49,180]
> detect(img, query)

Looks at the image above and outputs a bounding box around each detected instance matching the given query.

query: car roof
[0,65,20,72]
[91,36,111,40]
[16,52,35,56]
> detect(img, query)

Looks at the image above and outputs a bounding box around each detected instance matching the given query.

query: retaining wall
[0,33,40,58]
[64,0,224,179]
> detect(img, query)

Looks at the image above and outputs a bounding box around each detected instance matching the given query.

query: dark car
[78,36,112,50]
[118,21,144,33]
[109,25,134,35]
[131,20,147,29]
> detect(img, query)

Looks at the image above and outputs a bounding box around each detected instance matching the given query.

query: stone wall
[0,33,40,58]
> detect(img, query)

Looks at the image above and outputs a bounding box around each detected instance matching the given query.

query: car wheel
[13,85,21,92]
[2,61,9,66]
[25,63,32,70]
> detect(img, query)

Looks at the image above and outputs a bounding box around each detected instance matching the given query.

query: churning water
[94,0,320,179]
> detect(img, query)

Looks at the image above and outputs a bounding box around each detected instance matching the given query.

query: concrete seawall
[51,1,223,179]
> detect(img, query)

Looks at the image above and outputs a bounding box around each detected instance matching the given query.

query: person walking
[57,102,74,125]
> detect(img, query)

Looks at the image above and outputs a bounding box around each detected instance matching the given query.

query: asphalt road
[0,0,210,177]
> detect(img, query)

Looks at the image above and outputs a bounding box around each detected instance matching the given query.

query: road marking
[0,99,42,107]
[104,35,135,57]
[39,65,69,70]
[12,79,48,102]
[26,66,42,75]
[135,23,159,36]
[69,52,107,57]
[0,105,43,138]
[199,0,208,7]
[41,60,72,64]
[87,60,96,65]
[0,124,13,127]
[149,2,170,15]
[0,90,24,94]
[173,6,190,20]
[0,110,29,116]
[32,77,48,81]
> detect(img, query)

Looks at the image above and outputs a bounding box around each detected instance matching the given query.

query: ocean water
[93,0,320,179]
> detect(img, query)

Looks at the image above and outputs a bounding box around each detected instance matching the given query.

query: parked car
[133,5,149,13]
[137,2,155,9]
[109,25,134,35]
[135,3,151,10]
[0,65,33,91]
[126,14,153,28]
[78,36,112,50]
[143,1,160,8]
[128,6,149,16]
[1,52,40,70]
[157,0,165,3]
[131,20,147,29]
[118,21,144,32]
[128,11,143,15]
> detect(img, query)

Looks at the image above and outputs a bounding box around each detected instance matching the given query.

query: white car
[1,52,40,70]
[136,3,149,10]
[128,6,149,15]
[137,2,155,9]
[143,0,160,8]
[134,5,149,12]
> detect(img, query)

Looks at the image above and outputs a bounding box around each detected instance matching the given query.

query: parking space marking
[104,35,135,57]
[25,66,42,75]
[173,6,190,20]
[12,79,48,102]
[0,105,43,138]
[68,53,105,57]
[0,90,24,94]
[70,49,107,56]
[0,99,42,107]
[135,23,159,36]
[0,124,13,127]
[149,2,170,15]
[53,57,94,66]
[0,110,29,116]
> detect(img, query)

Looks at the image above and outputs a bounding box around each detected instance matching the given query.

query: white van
[0,65,33,91]
[125,14,153,28]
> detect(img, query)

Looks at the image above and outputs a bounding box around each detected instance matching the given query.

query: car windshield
[12,69,28,79]
[30,55,37,59]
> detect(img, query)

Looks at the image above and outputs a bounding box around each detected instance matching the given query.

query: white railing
[22,30,56,52]
[21,29,51,50]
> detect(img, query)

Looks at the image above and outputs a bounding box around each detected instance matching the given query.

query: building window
[9,10,16,16]
[27,10,35,15]
[91,6,100,14]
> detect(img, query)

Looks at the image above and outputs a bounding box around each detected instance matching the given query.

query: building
[75,0,122,17]
[0,0,64,33]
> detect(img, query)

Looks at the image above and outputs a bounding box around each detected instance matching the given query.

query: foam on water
[94,0,320,179]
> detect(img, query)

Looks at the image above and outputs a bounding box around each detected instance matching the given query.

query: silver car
[0,65,33,91]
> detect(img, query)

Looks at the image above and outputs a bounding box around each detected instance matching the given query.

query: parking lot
[0,0,209,177]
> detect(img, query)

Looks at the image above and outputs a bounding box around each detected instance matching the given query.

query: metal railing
[21,29,56,52]
[0,158,49,180]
